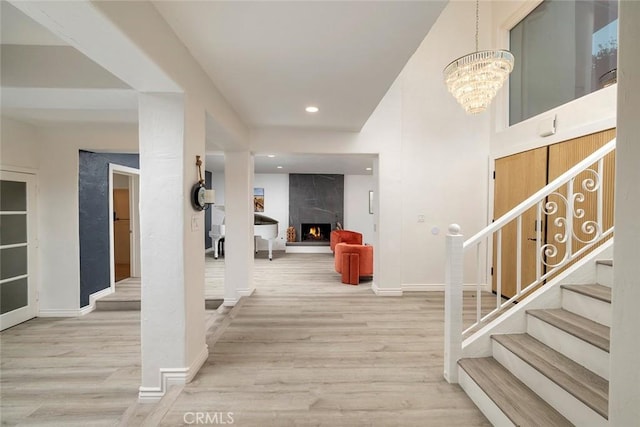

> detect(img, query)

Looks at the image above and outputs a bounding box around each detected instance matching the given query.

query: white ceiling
[0,0,65,46]
[1,0,447,174]
[0,1,137,125]
[154,1,447,131]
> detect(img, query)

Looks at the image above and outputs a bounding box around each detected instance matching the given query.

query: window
[509,0,618,125]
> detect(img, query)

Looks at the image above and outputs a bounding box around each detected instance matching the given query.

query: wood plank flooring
[1,252,490,426]
[0,312,143,426]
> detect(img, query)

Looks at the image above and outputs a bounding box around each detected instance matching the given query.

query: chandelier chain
[475,0,479,52]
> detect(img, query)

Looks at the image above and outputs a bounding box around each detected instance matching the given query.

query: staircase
[458,261,612,426]
[444,138,617,425]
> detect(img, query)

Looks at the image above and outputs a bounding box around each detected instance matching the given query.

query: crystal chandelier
[443,0,514,114]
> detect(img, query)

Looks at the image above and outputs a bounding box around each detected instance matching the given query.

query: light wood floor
[1,252,490,426]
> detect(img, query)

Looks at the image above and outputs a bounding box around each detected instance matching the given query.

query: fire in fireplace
[301,223,331,241]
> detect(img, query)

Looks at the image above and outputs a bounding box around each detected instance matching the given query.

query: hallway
[1,253,489,426]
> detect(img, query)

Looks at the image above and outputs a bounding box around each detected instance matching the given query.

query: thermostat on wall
[538,115,556,137]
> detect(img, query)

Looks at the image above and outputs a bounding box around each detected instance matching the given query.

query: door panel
[492,128,616,299]
[113,188,131,281]
[0,171,37,330]
[493,147,548,298]
[545,128,616,272]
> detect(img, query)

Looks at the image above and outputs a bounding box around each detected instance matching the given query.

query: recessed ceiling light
[267,154,276,158]
[277,166,283,169]
[305,106,319,113]
[366,167,372,171]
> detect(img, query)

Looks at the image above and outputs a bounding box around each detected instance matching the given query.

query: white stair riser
[527,315,609,380]
[458,367,515,427]
[561,290,611,327]
[492,341,607,427]
[596,264,613,288]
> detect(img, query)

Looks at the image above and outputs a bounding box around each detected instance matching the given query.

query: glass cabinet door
[1,171,36,330]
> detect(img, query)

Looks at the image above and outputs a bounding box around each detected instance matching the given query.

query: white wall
[396,0,491,286]
[1,117,40,169]
[344,175,375,245]
[1,118,138,313]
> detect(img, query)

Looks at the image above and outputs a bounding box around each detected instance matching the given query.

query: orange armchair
[334,243,373,285]
[330,230,363,252]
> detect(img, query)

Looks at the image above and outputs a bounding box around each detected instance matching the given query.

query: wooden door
[113,188,131,281]
[545,129,616,271]
[493,147,548,298]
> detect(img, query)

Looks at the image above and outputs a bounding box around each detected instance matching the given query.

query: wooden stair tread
[458,357,573,427]
[527,308,610,352]
[493,333,608,419]
[561,284,611,303]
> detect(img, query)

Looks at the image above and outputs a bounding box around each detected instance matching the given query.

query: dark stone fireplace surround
[289,174,344,243]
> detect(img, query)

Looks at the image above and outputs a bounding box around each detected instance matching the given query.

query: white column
[610,1,640,424]
[444,224,463,384]
[223,151,255,305]
[138,93,207,402]
[372,151,404,296]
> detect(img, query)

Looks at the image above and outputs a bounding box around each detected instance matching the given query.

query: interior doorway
[113,176,131,281]
[109,165,140,286]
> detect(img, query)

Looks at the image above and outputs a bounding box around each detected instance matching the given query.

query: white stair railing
[444,138,616,383]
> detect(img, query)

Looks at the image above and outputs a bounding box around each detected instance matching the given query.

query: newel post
[444,224,463,383]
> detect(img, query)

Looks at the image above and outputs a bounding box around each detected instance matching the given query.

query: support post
[138,93,207,401]
[610,0,640,423]
[444,224,463,383]
[223,151,255,305]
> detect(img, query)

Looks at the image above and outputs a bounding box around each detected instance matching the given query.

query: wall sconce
[191,155,215,211]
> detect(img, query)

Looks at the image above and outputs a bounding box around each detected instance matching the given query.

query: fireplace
[301,223,331,242]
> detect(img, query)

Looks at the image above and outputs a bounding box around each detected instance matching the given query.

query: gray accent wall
[289,174,343,241]
[79,150,138,307]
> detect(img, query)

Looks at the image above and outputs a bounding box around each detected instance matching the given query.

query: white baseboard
[223,298,239,307]
[139,345,209,403]
[371,282,403,296]
[237,287,255,297]
[402,283,491,292]
[186,345,209,383]
[39,286,115,317]
[81,286,115,315]
[38,308,83,317]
